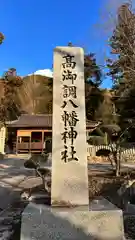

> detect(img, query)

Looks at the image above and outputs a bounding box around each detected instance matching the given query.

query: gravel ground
[0,200,28,240]
[124,215,135,239]
[0,183,50,240]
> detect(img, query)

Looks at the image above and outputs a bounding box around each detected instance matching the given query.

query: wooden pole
[29,131,31,154]
[16,134,18,154]
[42,130,44,153]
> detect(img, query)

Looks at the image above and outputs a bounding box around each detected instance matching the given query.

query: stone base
[125,203,135,214]
[21,198,125,240]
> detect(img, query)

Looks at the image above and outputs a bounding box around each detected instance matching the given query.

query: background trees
[107,3,135,128]
[0,32,4,45]
[17,74,52,115]
[93,1,135,176]
[0,2,135,140]
[0,68,23,122]
[84,53,103,120]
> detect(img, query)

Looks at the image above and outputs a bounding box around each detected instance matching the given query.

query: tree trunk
[113,150,120,176]
[116,159,120,177]
[115,147,121,177]
[108,155,115,168]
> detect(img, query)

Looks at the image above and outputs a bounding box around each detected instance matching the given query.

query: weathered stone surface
[52,47,89,207]
[89,197,120,210]
[21,201,124,240]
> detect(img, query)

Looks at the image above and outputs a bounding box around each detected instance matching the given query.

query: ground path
[0,155,134,239]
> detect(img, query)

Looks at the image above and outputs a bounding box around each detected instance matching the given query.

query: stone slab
[2,175,26,186]
[52,47,88,207]
[18,176,42,189]
[21,200,125,240]
[89,197,119,211]
[125,203,135,214]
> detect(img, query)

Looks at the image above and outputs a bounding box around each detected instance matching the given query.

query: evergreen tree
[84,53,102,86]
[0,32,4,45]
[107,3,135,89]
[95,89,117,124]
[107,3,135,125]
[85,53,103,120]
[0,69,23,122]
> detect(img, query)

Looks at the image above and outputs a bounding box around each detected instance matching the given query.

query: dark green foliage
[24,159,37,169]
[0,70,23,122]
[84,53,103,120]
[107,4,135,89]
[107,3,135,127]
[84,53,102,86]
[96,149,111,157]
[0,32,4,44]
[87,136,105,145]
[95,90,117,125]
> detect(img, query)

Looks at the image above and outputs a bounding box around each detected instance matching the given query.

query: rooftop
[6,114,101,129]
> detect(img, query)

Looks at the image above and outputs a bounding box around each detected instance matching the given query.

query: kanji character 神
[61,127,78,145]
[61,128,68,144]
[68,126,78,145]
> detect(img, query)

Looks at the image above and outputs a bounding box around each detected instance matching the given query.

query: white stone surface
[21,201,124,240]
[52,47,88,206]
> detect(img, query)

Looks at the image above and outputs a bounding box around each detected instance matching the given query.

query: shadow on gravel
[10,183,51,240]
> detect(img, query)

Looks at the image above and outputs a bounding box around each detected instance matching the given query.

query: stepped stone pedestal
[21,198,124,240]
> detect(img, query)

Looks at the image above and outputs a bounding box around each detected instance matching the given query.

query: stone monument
[51,47,89,207]
[21,47,125,240]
